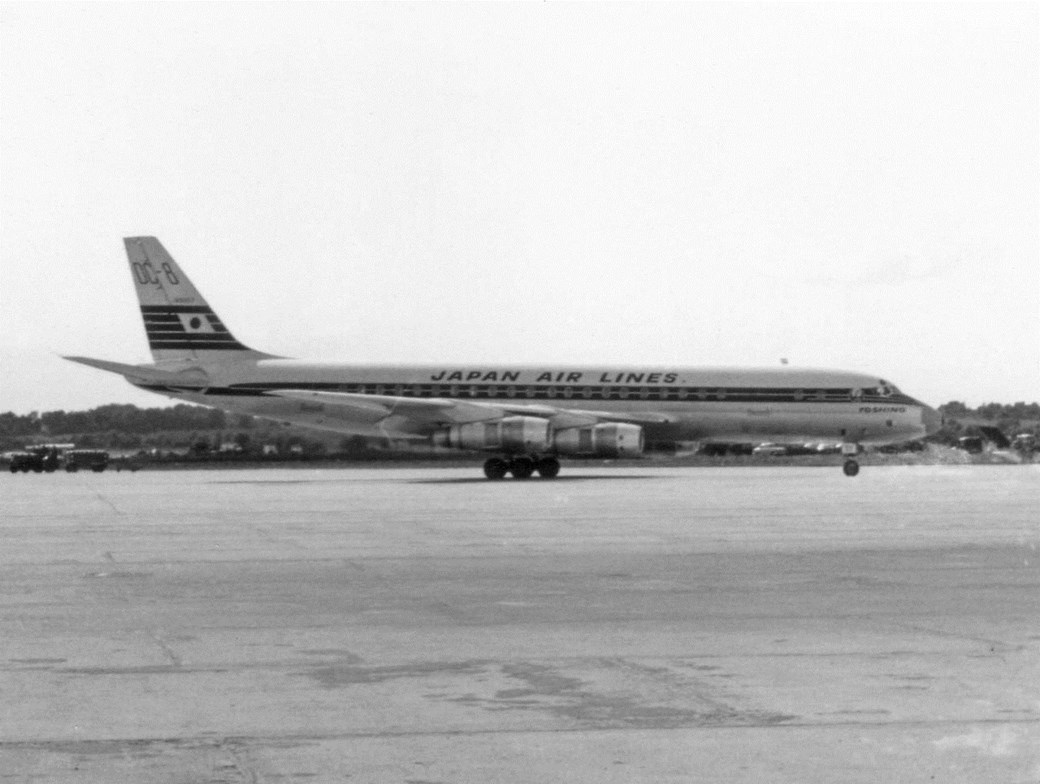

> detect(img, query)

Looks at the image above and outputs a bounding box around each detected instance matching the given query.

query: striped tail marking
[140,305,251,352]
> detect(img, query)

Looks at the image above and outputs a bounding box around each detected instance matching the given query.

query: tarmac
[1,464,1038,783]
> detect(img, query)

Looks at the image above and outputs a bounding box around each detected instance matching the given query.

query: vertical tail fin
[124,236,275,364]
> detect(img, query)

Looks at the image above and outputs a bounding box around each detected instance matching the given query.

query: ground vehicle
[1012,433,1036,462]
[8,447,62,473]
[6,444,110,474]
[64,449,110,472]
[956,436,984,454]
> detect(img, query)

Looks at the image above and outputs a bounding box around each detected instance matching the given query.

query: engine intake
[553,423,644,458]
[432,416,552,454]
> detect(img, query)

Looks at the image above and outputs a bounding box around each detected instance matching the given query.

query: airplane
[66,237,942,479]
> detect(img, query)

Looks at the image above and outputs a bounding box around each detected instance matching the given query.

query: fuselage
[135,359,939,446]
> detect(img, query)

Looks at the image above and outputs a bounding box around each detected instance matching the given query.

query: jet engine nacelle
[432,416,552,453]
[553,423,644,458]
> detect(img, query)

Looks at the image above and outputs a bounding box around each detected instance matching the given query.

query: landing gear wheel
[509,457,535,480]
[483,457,509,480]
[843,459,860,477]
[536,457,561,478]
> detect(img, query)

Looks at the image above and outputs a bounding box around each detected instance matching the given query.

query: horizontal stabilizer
[63,356,209,386]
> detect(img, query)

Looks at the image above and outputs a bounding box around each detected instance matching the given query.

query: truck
[6,444,110,474]
[63,449,111,472]
[8,446,64,473]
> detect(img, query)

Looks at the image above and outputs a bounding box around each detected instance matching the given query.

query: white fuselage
[135,359,938,446]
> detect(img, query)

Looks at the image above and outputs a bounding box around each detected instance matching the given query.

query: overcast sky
[1,2,1037,414]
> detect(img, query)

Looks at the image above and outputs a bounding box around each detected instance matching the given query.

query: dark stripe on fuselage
[161,381,918,406]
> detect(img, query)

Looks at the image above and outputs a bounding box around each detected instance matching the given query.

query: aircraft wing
[494,404,675,429]
[268,390,675,431]
[268,390,502,426]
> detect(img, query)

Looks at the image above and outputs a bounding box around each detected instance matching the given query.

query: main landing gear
[483,456,561,480]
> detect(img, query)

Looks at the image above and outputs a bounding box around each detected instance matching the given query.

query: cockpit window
[878,379,901,396]
[860,384,899,398]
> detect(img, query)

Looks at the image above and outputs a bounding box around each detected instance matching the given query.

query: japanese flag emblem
[177,313,216,333]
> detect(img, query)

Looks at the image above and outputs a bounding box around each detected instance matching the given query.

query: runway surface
[1,464,1038,783]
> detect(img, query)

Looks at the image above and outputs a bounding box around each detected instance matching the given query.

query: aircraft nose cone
[922,405,943,436]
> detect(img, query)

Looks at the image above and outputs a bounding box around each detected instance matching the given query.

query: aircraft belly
[660,403,923,444]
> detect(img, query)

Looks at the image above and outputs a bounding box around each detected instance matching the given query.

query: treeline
[2,400,1037,452]
[1,404,229,440]
[0,404,379,456]
[934,400,1039,444]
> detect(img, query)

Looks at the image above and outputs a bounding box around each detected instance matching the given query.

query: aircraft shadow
[408,474,668,485]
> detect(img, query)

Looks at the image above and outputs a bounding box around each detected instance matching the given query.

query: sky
[1,2,1037,414]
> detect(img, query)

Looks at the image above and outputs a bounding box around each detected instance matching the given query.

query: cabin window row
[333,384,863,402]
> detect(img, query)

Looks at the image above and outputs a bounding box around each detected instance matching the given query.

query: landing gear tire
[536,457,561,478]
[509,457,535,480]
[483,457,509,480]
[843,459,860,477]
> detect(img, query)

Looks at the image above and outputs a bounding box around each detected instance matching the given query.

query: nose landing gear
[841,442,861,477]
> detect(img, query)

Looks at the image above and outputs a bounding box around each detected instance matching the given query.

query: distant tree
[939,401,970,418]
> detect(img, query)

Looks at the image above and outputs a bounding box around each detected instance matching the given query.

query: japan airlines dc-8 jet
[66,237,942,479]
